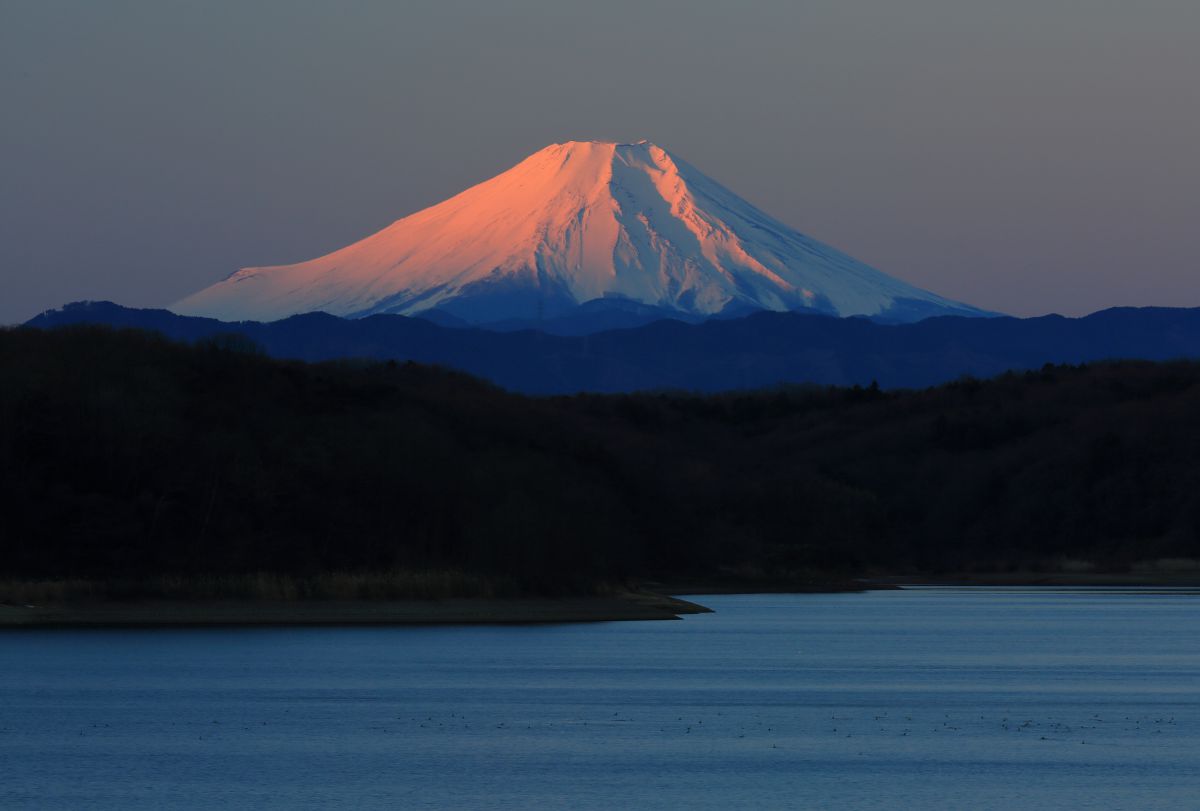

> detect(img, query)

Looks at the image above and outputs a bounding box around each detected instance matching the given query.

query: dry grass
[0,570,523,605]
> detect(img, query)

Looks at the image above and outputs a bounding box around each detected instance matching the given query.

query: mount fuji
[173,140,990,326]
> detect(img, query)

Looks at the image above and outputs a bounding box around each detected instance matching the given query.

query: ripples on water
[2,588,1199,809]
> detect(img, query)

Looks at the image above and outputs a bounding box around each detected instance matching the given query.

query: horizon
[3,2,1198,324]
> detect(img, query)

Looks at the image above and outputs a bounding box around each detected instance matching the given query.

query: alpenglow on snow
[173,140,988,325]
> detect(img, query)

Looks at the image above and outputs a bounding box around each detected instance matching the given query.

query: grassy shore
[0,572,715,628]
[0,592,711,628]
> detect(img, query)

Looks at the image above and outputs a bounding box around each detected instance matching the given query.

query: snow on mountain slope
[173,140,989,324]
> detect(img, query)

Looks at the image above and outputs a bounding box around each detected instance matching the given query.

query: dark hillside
[3,326,1199,592]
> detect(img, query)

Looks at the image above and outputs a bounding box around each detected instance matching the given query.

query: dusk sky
[2,0,1197,325]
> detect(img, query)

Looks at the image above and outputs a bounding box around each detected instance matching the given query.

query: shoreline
[0,592,712,629]
[867,571,1200,588]
[7,573,1198,629]
[642,578,891,595]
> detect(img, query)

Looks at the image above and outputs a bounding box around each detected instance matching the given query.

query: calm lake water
[3,588,1200,809]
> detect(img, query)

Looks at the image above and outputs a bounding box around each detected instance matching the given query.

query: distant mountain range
[27,302,1200,394]
[172,140,989,326]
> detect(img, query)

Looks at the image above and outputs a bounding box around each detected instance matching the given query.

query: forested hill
[3,325,1199,592]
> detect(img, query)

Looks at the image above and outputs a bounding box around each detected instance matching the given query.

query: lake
[3,588,1199,809]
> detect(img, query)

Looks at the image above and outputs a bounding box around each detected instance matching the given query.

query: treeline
[2,325,1199,593]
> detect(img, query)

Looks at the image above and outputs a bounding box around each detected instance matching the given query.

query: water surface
[3,588,1199,809]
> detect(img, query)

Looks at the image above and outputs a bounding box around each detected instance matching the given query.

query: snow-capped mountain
[173,140,989,324]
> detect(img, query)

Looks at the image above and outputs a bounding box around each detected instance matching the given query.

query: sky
[2,0,1198,324]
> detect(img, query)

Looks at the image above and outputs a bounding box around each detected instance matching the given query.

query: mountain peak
[174,141,989,325]
[553,139,652,147]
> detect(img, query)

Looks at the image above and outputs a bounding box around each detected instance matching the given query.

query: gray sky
[2,0,1198,324]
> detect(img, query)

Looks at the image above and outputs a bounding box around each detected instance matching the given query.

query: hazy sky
[2,0,1198,323]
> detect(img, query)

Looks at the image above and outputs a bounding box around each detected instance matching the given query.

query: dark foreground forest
[3,325,1199,596]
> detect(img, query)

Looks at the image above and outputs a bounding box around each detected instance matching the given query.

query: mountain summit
[174,140,988,325]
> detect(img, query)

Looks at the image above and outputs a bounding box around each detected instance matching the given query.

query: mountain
[29,302,1200,394]
[173,140,989,325]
